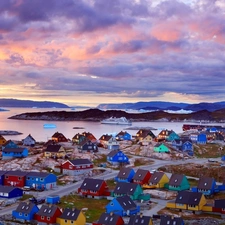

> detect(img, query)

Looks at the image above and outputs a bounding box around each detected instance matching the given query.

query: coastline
[0,130,23,135]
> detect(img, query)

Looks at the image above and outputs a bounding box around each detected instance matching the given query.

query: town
[0,124,225,225]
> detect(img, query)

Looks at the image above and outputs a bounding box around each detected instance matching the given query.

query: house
[52,132,68,142]
[135,129,155,144]
[93,212,124,225]
[127,214,153,225]
[78,178,110,199]
[112,182,144,200]
[25,172,57,191]
[0,186,23,199]
[0,170,7,185]
[56,208,86,225]
[107,149,129,165]
[132,169,151,186]
[1,140,18,150]
[172,138,193,155]
[116,131,132,141]
[114,167,135,183]
[157,130,179,142]
[105,195,140,217]
[213,199,225,215]
[2,147,29,160]
[167,174,190,191]
[153,143,170,153]
[99,134,119,150]
[72,133,87,145]
[35,204,62,224]
[12,202,39,222]
[60,159,93,176]
[23,134,36,146]
[159,215,184,225]
[0,135,6,146]
[166,191,206,211]
[82,132,97,142]
[194,177,217,196]
[142,171,169,189]
[4,170,28,187]
[190,132,207,144]
[44,144,66,158]
[78,140,98,153]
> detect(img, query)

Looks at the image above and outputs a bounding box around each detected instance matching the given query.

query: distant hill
[0,99,69,108]
[98,101,225,112]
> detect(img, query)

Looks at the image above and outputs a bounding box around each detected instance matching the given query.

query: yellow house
[187,192,207,211]
[202,204,213,212]
[0,135,6,145]
[56,208,86,225]
[44,144,66,158]
[143,171,169,189]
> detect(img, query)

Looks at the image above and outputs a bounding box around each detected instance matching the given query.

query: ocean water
[0,107,224,142]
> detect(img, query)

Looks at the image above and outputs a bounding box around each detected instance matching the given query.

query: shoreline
[0,130,23,135]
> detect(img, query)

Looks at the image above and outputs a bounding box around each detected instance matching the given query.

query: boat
[43,123,57,129]
[101,117,132,125]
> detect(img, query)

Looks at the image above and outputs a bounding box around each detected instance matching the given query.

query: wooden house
[159,215,184,225]
[127,214,153,225]
[23,134,36,146]
[172,138,193,156]
[157,130,179,142]
[1,140,18,150]
[4,171,28,187]
[12,202,39,222]
[135,129,155,144]
[0,135,6,146]
[35,204,62,224]
[78,140,98,153]
[93,212,124,225]
[116,131,132,141]
[44,144,66,158]
[82,132,97,142]
[52,132,68,142]
[154,143,170,153]
[142,171,169,189]
[0,186,23,199]
[78,178,110,199]
[56,208,86,225]
[213,199,225,214]
[115,167,135,183]
[106,195,140,217]
[25,172,57,191]
[167,174,190,191]
[72,133,87,145]
[60,159,93,176]
[190,132,207,144]
[195,177,217,196]
[132,169,151,186]
[107,149,129,165]
[2,147,29,160]
[99,134,113,148]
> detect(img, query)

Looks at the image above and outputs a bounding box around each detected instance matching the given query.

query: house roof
[5,170,28,177]
[175,191,191,204]
[175,191,203,205]
[169,174,185,186]
[113,182,139,195]
[66,159,93,166]
[127,214,152,225]
[117,168,134,179]
[197,177,214,190]
[116,195,137,211]
[15,202,36,214]
[107,149,120,157]
[149,172,165,184]
[24,134,36,142]
[3,148,26,153]
[27,172,51,178]
[52,132,66,138]
[0,170,8,176]
[160,215,184,225]
[99,134,112,141]
[2,140,16,147]
[80,178,105,191]
[97,212,123,225]
[154,143,164,148]
[214,199,225,208]
[58,208,81,220]
[36,204,60,217]
[132,169,150,181]
[0,186,22,193]
[45,144,62,152]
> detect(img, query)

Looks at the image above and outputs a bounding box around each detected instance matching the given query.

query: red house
[213,199,225,214]
[35,204,62,224]
[132,169,151,186]
[78,178,110,199]
[61,159,94,176]
[52,132,68,142]
[4,171,28,187]
[93,212,124,225]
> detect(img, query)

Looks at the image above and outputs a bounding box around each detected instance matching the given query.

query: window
[5,176,8,179]
[18,177,21,180]
[19,213,22,216]
[25,213,28,217]
[40,178,44,182]
[47,217,50,221]
[41,216,44,220]
[27,177,30,180]
[64,219,67,223]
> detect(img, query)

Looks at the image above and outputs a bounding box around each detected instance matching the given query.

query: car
[208,159,218,163]
[29,197,45,205]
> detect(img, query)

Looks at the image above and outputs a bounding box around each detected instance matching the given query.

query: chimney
[110,212,113,216]
[140,212,143,218]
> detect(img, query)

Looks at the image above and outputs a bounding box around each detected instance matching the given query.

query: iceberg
[43,123,57,129]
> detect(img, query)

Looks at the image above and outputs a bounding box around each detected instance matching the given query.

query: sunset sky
[0,0,225,107]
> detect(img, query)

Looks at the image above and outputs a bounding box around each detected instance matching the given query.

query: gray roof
[69,159,92,166]
[36,204,59,217]
[132,169,149,181]
[97,212,123,225]
[0,186,21,193]
[15,202,36,214]
[113,183,139,195]
[0,171,8,176]
[175,191,203,205]
[117,168,133,179]
[197,177,214,190]
[58,208,81,220]
[116,195,137,211]
[3,148,26,153]
[149,172,165,184]
[169,174,185,186]
[107,149,120,157]
[214,199,225,208]
[45,144,62,152]
[80,178,105,191]
[5,170,28,177]
[127,214,152,225]
[160,215,184,225]
[27,172,50,178]
[175,191,190,204]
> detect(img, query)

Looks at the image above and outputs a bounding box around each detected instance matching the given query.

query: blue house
[105,195,140,217]
[2,147,29,160]
[25,172,57,190]
[115,167,135,183]
[2,140,18,150]
[197,133,207,144]
[12,202,39,222]
[0,171,7,185]
[116,131,132,141]
[172,139,193,156]
[0,186,23,199]
[107,150,129,165]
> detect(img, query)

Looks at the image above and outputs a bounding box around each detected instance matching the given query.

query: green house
[166,174,190,191]
[154,143,170,153]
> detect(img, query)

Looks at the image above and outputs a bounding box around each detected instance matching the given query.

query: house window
[25,213,28,217]
[40,178,44,182]
[64,219,67,223]
[27,177,30,180]
[47,217,50,221]
[71,221,74,224]
[69,165,73,169]
[19,213,22,216]
[5,176,8,179]
[41,216,44,220]
[18,177,21,180]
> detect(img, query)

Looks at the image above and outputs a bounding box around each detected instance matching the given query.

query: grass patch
[59,194,109,223]
[106,179,117,190]
[93,154,107,166]
[194,143,225,158]
[19,194,33,201]
[188,178,198,187]
[134,158,154,167]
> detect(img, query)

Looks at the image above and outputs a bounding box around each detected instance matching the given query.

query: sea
[1,107,224,142]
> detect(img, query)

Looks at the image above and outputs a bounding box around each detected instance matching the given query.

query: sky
[0,0,225,107]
